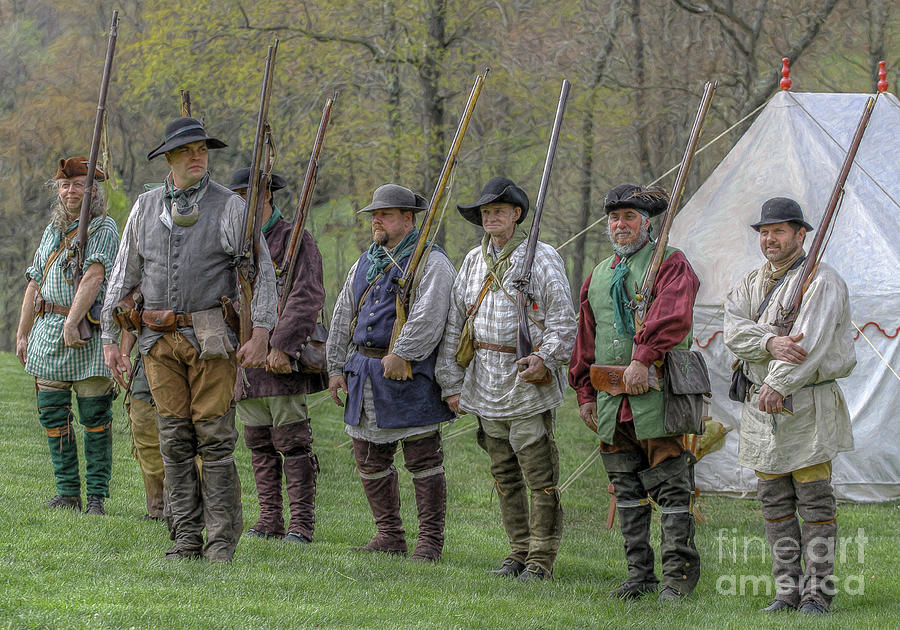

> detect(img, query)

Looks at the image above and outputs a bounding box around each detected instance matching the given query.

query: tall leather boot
[158,414,203,558]
[642,452,701,600]
[517,434,563,578]
[795,478,837,612]
[243,425,285,538]
[273,421,317,543]
[603,451,658,598]
[78,392,114,510]
[476,423,529,569]
[128,397,165,519]
[351,439,406,554]
[403,433,446,561]
[196,408,242,563]
[758,475,802,608]
[38,390,81,505]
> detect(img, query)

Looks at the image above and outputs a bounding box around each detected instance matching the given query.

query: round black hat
[147,117,227,161]
[751,197,814,232]
[456,177,530,227]
[227,167,287,192]
[603,184,669,217]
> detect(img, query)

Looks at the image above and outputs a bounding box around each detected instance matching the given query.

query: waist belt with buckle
[473,341,542,354]
[36,301,71,317]
[141,310,194,332]
[357,346,389,359]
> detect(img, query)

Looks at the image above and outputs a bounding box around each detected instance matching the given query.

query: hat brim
[147,135,227,161]
[456,187,530,227]
[357,199,428,214]
[604,200,667,218]
[227,173,287,192]
[751,218,814,232]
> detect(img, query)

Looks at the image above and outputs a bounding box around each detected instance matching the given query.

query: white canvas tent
[670,89,900,502]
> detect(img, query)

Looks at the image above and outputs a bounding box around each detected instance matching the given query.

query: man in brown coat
[230,167,327,543]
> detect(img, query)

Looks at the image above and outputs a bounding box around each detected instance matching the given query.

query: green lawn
[0,351,897,629]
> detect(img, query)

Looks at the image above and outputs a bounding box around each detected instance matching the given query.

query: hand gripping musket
[774,94,876,413]
[630,81,716,332]
[387,68,490,376]
[276,93,336,320]
[65,10,119,342]
[512,79,570,370]
[237,40,278,346]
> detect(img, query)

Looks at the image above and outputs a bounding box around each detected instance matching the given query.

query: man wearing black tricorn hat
[724,197,855,615]
[569,183,701,601]
[229,166,327,544]
[436,177,576,581]
[326,183,456,561]
[101,117,277,562]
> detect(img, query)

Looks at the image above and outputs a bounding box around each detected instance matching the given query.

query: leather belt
[141,310,194,332]
[35,300,70,317]
[473,341,541,354]
[357,346,389,359]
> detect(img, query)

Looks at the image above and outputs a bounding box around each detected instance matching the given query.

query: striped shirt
[25,215,120,381]
[436,240,576,420]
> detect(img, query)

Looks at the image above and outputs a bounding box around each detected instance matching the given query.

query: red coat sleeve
[631,250,699,366]
[568,272,597,406]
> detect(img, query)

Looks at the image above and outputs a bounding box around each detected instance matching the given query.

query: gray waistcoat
[138,182,238,313]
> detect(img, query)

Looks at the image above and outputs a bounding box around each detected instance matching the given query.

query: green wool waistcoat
[587,243,690,443]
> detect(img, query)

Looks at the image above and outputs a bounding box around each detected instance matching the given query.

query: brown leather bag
[113,285,144,333]
[298,320,328,374]
[141,309,177,332]
[590,363,661,396]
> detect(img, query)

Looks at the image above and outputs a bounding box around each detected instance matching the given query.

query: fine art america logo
[713,528,868,597]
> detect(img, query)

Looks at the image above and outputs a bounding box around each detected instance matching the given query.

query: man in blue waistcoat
[326,184,456,561]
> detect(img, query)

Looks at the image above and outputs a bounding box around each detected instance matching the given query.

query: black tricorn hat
[147,117,227,161]
[456,177,530,227]
[751,197,814,232]
[358,183,428,213]
[227,167,287,192]
[603,184,669,217]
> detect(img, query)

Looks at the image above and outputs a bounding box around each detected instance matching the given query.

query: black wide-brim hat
[227,167,287,192]
[751,196,814,232]
[456,176,530,227]
[147,117,227,161]
[603,183,668,217]
[358,183,428,213]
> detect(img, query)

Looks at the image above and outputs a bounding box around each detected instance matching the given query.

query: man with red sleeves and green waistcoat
[569,183,701,601]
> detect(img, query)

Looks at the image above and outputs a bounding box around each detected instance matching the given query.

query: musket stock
[68,10,118,341]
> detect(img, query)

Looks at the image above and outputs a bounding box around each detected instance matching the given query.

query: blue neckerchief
[365,228,419,284]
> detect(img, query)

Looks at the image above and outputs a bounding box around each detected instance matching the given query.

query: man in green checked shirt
[15,156,120,515]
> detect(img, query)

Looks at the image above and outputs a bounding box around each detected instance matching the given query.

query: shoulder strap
[39,225,79,289]
[467,275,494,317]
[754,255,806,322]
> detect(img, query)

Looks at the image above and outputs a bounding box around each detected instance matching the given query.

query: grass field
[0,351,897,629]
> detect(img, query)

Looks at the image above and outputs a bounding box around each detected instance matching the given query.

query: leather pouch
[663,349,710,435]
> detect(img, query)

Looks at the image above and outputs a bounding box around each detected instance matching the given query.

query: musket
[631,80,716,332]
[237,40,278,346]
[66,10,118,341]
[276,93,336,319]
[775,94,876,412]
[388,68,490,373]
[181,89,191,117]
[513,78,570,361]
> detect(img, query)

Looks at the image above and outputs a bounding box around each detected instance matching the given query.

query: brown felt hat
[54,156,106,181]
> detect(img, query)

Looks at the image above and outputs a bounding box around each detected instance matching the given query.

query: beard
[50,186,105,232]
[608,222,650,257]
[373,228,389,247]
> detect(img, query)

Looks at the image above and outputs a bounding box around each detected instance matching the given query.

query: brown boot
[273,421,317,543]
[351,439,406,554]
[403,433,446,561]
[244,425,285,538]
[517,434,563,577]
[795,478,837,612]
[476,422,529,566]
[158,415,204,558]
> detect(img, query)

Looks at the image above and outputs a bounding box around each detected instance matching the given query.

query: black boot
[196,408,242,563]
[795,478,837,612]
[757,475,802,608]
[517,434,563,577]
[641,452,701,600]
[603,451,658,599]
[157,414,203,559]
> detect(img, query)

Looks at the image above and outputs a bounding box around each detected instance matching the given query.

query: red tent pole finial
[780,57,792,91]
[877,60,888,93]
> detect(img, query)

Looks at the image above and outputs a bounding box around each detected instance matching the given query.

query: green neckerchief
[366,228,419,284]
[262,205,283,233]
[608,239,654,340]
[481,226,528,291]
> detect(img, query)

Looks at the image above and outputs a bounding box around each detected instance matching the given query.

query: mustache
[613,228,634,237]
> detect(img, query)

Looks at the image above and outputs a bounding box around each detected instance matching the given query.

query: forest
[0,0,895,350]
